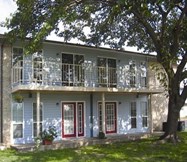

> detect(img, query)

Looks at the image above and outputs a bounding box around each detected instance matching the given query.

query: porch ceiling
[12,84,164,94]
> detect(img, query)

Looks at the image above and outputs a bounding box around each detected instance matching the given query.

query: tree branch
[175,51,187,80]
[181,85,187,102]
[131,8,162,57]
[170,4,187,55]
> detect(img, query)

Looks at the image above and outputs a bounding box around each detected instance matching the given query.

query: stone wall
[148,61,168,131]
[2,44,12,146]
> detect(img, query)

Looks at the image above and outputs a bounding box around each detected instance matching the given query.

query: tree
[4,0,187,142]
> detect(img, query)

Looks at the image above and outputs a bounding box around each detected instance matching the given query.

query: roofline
[44,39,156,58]
[0,34,156,58]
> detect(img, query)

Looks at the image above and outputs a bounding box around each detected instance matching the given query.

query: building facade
[0,35,167,146]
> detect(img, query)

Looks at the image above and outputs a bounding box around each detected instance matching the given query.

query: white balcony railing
[11,60,160,91]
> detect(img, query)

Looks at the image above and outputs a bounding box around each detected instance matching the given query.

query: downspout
[90,93,93,137]
[0,44,3,143]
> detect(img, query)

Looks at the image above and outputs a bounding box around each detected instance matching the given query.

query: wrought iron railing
[11,60,159,89]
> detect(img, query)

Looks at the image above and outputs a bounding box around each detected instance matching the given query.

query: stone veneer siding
[2,44,12,146]
[147,61,168,131]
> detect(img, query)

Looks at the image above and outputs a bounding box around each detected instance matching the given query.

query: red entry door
[62,102,84,138]
[62,103,76,137]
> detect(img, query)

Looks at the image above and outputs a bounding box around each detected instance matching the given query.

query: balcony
[11,60,163,93]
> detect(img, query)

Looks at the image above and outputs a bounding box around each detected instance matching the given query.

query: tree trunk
[159,95,181,143]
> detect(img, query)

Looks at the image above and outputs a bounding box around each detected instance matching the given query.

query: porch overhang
[12,84,164,94]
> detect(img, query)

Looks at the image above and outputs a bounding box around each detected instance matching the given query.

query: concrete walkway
[11,132,163,152]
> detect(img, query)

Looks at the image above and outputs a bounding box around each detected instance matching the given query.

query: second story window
[33,51,43,83]
[140,62,147,87]
[97,57,117,87]
[12,47,23,83]
[62,53,84,86]
[129,60,136,87]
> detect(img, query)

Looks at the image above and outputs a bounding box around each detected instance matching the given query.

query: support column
[90,93,93,137]
[148,94,153,133]
[36,91,40,137]
[102,92,105,133]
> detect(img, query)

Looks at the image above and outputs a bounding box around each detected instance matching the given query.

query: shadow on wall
[152,93,168,131]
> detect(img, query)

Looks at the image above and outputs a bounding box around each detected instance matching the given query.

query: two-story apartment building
[0,34,167,146]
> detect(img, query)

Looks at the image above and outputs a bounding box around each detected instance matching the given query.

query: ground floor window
[141,102,148,127]
[98,102,117,134]
[33,103,43,137]
[130,102,137,128]
[62,102,84,138]
[12,103,23,138]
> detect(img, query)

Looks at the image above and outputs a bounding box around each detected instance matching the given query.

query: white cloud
[0,0,17,34]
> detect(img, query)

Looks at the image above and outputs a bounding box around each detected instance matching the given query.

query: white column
[102,92,105,133]
[148,94,153,133]
[36,91,40,137]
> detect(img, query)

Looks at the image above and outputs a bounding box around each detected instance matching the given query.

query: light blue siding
[12,42,151,144]
[13,92,149,144]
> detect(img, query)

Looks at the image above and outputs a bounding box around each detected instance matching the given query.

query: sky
[0,0,140,51]
[0,0,17,34]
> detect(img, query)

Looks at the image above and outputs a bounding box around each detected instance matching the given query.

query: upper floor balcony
[11,59,163,94]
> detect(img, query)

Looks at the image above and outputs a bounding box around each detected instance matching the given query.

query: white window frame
[97,57,117,87]
[12,47,24,83]
[140,61,147,87]
[32,50,43,83]
[12,102,24,139]
[129,60,136,87]
[141,101,148,128]
[130,101,137,129]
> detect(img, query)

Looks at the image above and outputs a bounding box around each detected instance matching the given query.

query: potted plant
[13,93,24,103]
[98,131,106,139]
[40,126,58,145]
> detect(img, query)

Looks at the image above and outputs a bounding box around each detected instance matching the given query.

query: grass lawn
[0,132,187,162]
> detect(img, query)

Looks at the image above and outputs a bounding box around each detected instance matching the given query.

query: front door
[105,102,117,133]
[62,102,84,138]
[98,102,117,134]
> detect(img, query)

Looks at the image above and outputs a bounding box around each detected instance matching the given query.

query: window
[98,104,103,132]
[12,47,23,65]
[77,103,84,136]
[97,57,117,87]
[33,51,43,82]
[62,53,84,86]
[33,103,43,137]
[129,60,136,87]
[141,102,148,127]
[12,103,23,138]
[130,102,137,128]
[140,62,147,87]
[12,47,23,83]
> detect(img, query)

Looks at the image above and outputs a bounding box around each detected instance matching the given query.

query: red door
[62,103,76,137]
[105,102,117,133]
[98,102,117,134]
[62,102,84,138]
